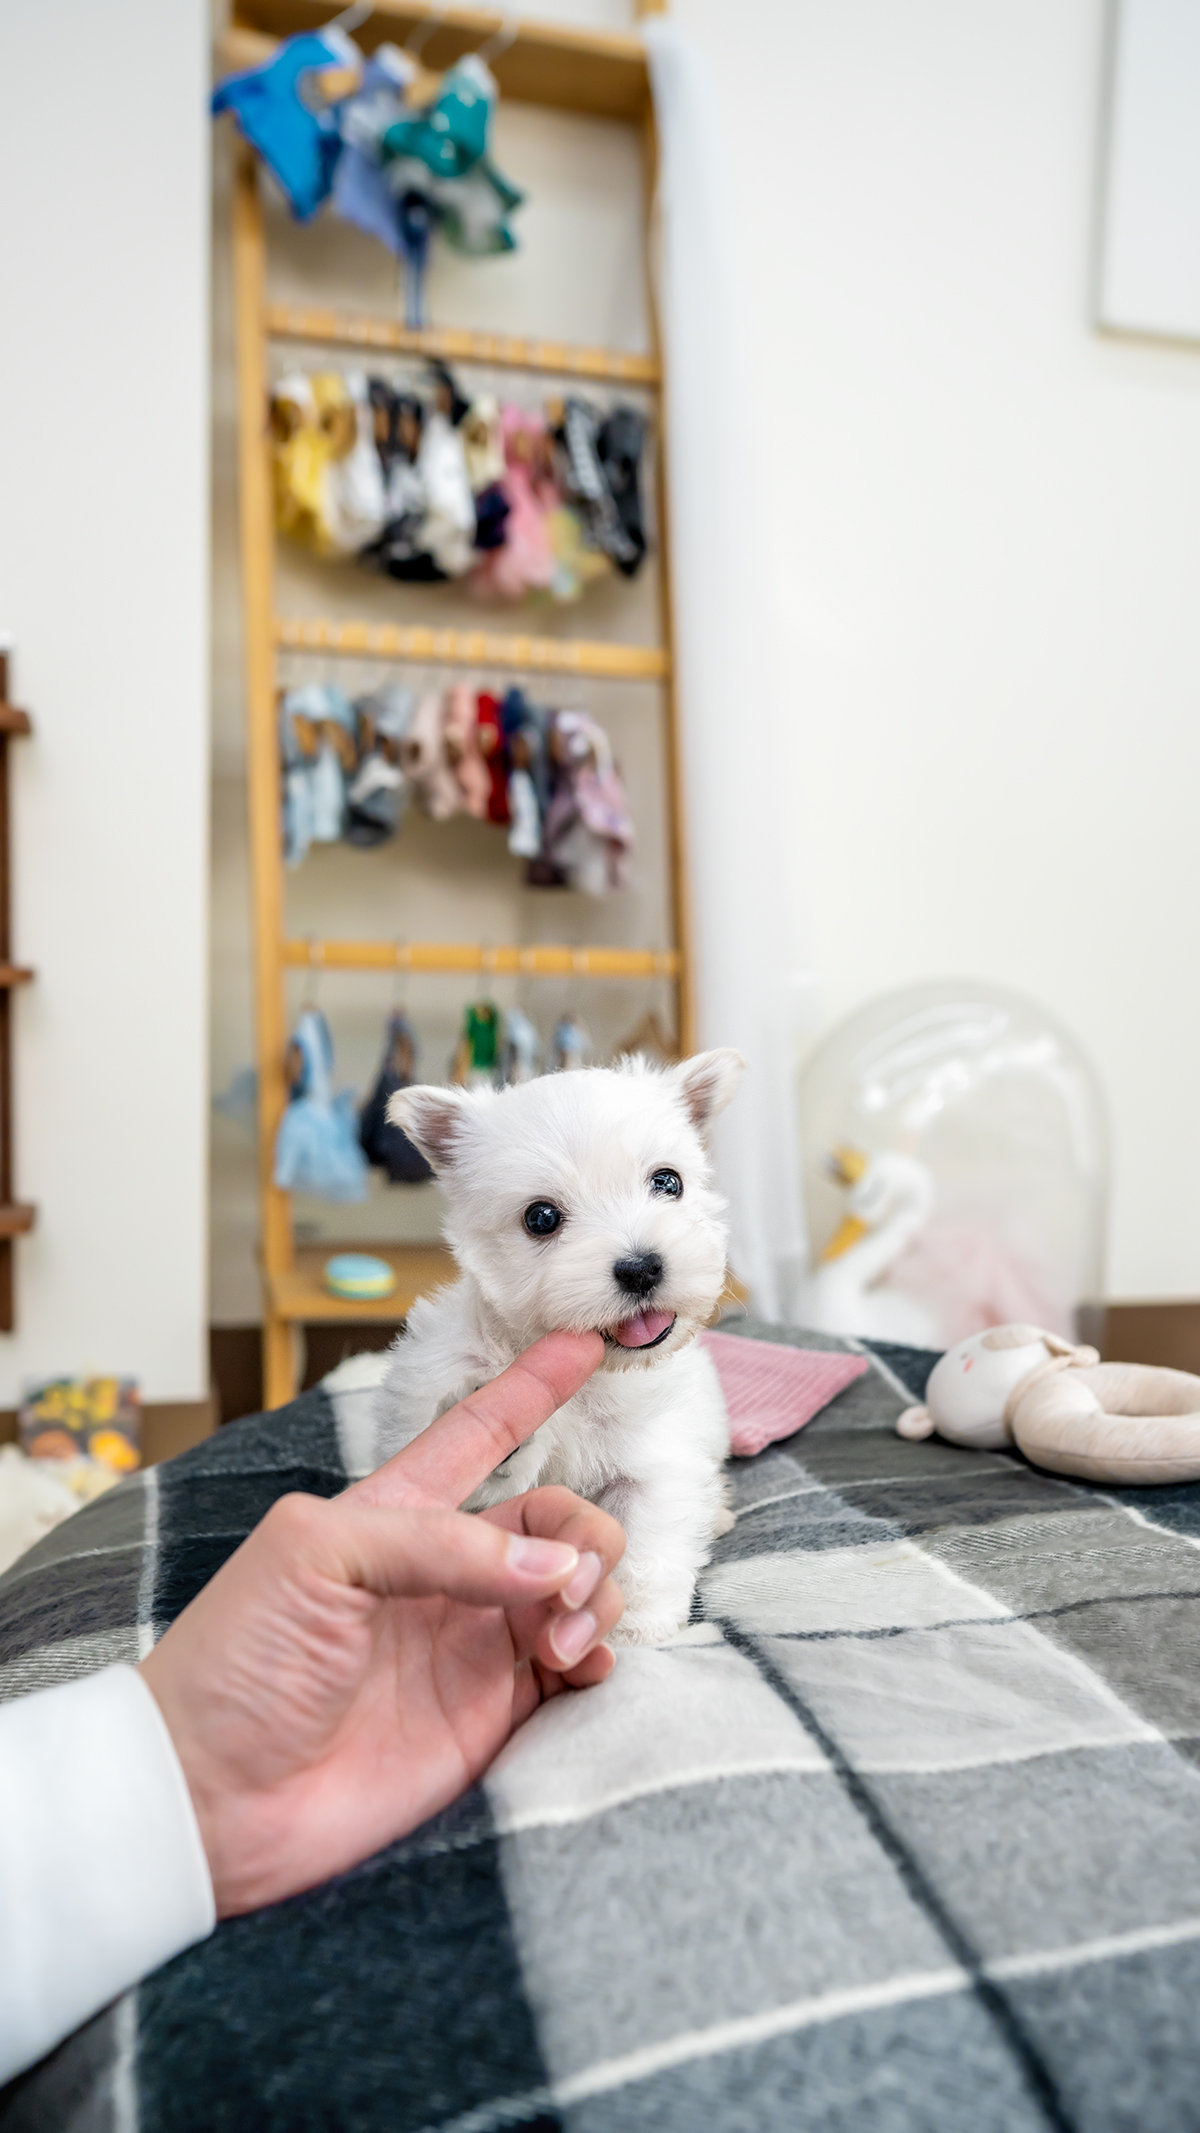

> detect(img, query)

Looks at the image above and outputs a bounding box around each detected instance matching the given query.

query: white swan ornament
[799,1146,939,1347]
[897,1322,1200,1485]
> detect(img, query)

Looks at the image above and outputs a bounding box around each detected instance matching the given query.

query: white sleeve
[0,1664,216,2085]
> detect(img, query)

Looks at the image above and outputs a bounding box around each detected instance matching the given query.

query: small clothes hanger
[473,17,519,67]
[327,0,374,33]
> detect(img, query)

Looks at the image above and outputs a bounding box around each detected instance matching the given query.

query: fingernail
[562,1551,603,1609]
[550,1609,597,1663]
[508,1535,578,1580]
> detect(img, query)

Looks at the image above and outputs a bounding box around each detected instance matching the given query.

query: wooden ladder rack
[231,0,688,1404]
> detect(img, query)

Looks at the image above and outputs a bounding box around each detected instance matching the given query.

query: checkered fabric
[5,1322,1200,2131]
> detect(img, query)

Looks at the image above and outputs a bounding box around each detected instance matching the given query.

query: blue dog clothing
[212,28,360,220]
[274,1009,369,1202]
[332,45,414,256]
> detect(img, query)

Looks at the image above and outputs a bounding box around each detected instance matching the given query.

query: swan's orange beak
[820,1146,870,1260]
[819,1214,869,1264]
[827,1143,868,1189]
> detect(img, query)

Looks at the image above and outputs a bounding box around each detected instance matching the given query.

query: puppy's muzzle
[613,1252,663,1299]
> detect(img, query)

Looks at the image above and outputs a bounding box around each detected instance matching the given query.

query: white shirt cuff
[0,1664,216,2084]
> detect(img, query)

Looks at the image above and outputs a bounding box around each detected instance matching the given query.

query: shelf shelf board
[266,304,659,388]
[282,940,680,979]
[231,4,651,122]
[0,705,32,737]
[0,967,34,989]
[272,1247,746,1327]
[270,1243,457,1323]
[0,1204,36,1238]
[275,615,668,682]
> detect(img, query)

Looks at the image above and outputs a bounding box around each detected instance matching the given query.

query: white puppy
[374,1048,744,1643]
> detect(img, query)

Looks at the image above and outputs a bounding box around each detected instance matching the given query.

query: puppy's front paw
[609,1578,695,1646]
[609,1610,690,1647]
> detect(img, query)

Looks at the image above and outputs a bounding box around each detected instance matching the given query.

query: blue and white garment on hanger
[502,1006,541,1083]
[280,685,355,867]
[332,45,415,257]
[273,1008,369,1202]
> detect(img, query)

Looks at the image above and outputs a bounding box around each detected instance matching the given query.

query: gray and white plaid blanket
[4,1321,1200,2131]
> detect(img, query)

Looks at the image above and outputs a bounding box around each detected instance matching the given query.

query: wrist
[138,1653,234,1914]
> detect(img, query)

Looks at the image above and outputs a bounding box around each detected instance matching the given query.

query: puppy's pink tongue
[611,1309,675,1349]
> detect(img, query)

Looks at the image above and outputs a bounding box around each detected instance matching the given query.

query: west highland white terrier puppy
[374,1048,744,1643]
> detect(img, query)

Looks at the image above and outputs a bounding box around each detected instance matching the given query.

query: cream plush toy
[0,1444,117,1577]
[897,1323,1200,1485]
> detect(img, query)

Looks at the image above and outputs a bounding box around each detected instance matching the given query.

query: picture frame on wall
[1099,0,1200,344]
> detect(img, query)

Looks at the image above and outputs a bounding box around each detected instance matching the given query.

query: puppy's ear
[386,1084,473,1173]
[670,1048,745,1137]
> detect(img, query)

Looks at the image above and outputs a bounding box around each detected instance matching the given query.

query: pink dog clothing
[470,406,558,601]
[698,1331,868,1458]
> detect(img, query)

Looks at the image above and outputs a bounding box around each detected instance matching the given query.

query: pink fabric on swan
[699,1330,869,1457]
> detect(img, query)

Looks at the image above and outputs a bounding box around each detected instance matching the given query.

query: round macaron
[324,1253,397,1301]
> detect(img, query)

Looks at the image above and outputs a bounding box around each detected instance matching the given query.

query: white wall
[667,0,1200,1301]
[4,0,1191,1380]
[0,0,210,1399]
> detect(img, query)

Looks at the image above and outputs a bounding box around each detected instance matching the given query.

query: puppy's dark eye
[523,1201,563,1237]
[650,1169,683,1198]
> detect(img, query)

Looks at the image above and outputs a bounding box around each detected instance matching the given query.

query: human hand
[140,1331,623,1916]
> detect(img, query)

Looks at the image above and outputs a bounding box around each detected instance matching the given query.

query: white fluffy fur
[373,1049,744,1643]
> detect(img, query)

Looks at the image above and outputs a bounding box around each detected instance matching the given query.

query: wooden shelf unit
[230,1,689,1405]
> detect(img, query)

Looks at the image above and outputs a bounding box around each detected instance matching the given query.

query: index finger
[347,1329,605,1511]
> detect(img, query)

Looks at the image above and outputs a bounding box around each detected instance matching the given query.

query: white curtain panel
[644,17,812,1321]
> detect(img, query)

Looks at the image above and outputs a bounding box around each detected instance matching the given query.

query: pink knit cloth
[698,1330,869,1458]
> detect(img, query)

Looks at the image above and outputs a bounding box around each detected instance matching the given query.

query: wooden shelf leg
[234,144,297,1384]
[263,1313,299,1411]
[640,100,694,1056]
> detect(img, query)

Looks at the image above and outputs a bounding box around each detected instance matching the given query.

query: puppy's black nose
[613,1252,663,1298]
